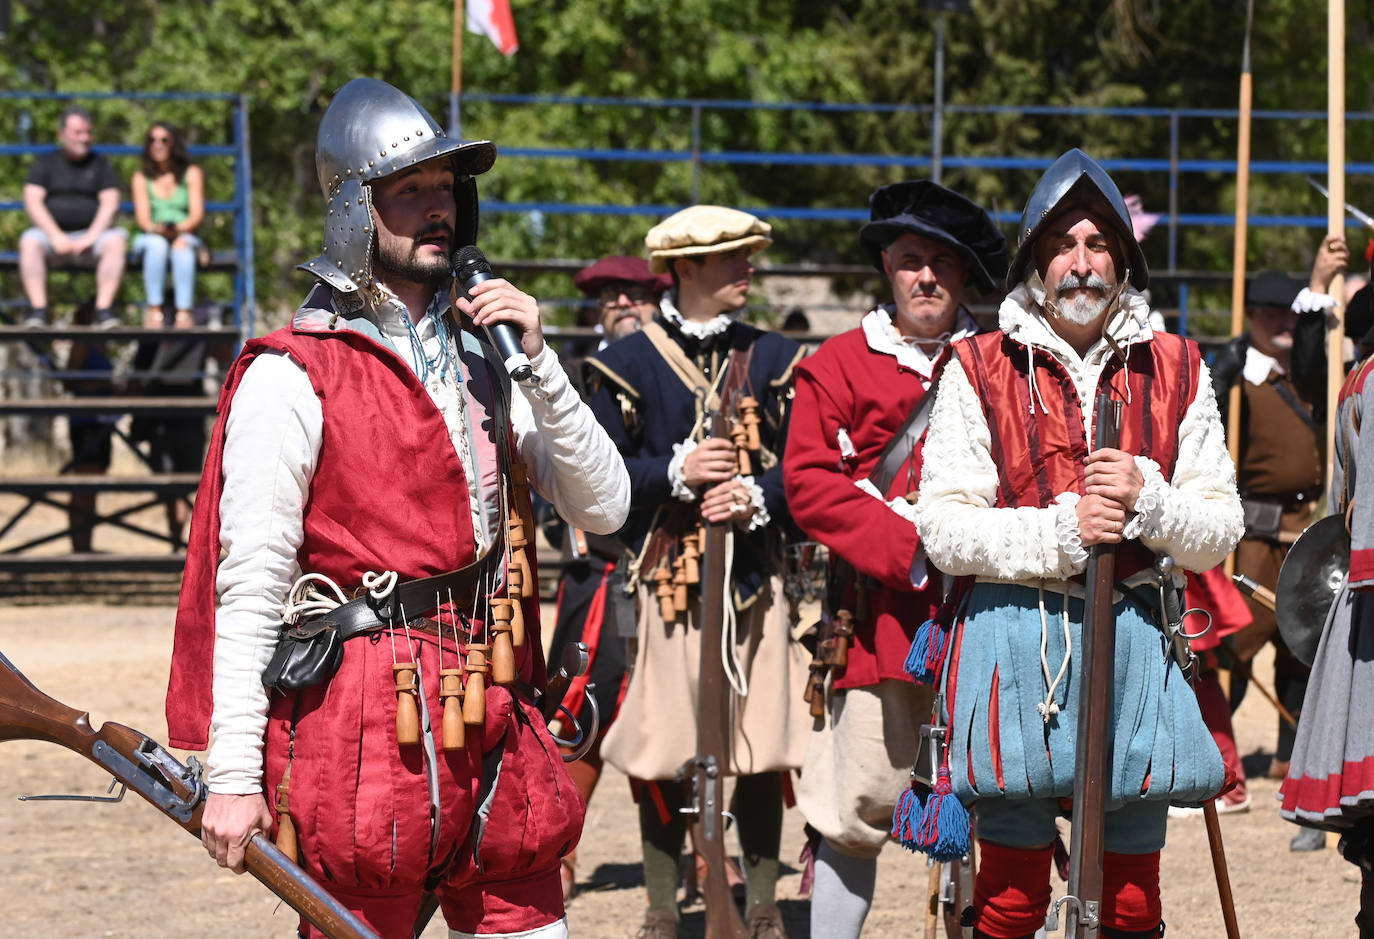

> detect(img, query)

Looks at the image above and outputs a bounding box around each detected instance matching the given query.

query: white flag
[468,0,518,56]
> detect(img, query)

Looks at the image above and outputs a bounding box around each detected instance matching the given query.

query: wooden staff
[1224,0,1256,580]
[1203,801,1242,939]
[1327,0,1348,476]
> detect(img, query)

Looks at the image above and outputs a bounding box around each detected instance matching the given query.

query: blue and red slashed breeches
[263,632,584,939]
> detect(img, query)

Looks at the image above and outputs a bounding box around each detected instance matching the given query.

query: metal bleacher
[0,91,252,584]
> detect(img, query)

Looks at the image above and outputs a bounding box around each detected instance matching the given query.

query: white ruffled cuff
[668,438,698,501]
[738,475,770,531]
[1292,287,1337,314]
[854,477,920,523]
[1123,456,1168,540]
[1053,492,1090,567]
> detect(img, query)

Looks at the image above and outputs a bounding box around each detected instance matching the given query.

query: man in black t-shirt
[19,106,126,327]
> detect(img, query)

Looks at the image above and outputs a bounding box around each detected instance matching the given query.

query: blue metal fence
[462,93,1374,277]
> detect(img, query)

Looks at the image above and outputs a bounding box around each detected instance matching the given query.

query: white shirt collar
[1243,344,1283,385]
[860,305,978,379]
[660,292,737,340]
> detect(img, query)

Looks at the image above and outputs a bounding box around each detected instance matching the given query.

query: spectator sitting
[19,106,127,328]
[130,122,205,329]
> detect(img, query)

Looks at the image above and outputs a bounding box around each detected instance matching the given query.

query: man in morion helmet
[913,150,1244,938]
[165,78,629,938]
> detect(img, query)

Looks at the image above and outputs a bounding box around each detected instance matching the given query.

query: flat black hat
[1246,270,1304,309]
[858,180,1008,295]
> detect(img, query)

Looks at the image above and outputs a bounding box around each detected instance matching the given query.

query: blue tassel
[916,765,971,862]
[905,616,950,686]
[904,619,934,681]
[890,783,928,851]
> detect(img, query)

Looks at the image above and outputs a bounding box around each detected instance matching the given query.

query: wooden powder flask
[439,667,465,751]
[828,609,854,669]
[462,643,490,726]
[488,598,517,685]
[681,531,701,584]
[504,566,527,647]
[507,516,535,600]
[730,420,753,476]
[738,395,762,451]
[804,659,828,719]
[274,763,298,862]
[654,561,677,620]
[393,663,421,746]
[672,553,690,612]
[509,462,538,548]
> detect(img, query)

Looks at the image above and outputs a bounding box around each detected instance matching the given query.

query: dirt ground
[0,595,1360,939]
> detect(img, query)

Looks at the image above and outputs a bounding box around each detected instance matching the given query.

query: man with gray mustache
[913,149,1243,938]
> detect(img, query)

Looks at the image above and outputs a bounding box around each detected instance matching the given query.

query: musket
[1056,392,1121,938]
[0,647,381,939]
[679,403,749,939]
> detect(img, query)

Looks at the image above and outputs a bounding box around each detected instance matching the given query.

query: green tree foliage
[1,0,1371,326]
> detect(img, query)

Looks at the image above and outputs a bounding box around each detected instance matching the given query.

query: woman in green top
[131,122,204,328]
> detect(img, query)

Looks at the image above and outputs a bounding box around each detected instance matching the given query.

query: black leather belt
[284,561,491,644]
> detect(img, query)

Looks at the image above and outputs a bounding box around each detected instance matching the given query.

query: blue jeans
[132,232,200,309]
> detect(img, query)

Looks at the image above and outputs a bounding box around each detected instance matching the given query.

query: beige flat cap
[645,205,773,273]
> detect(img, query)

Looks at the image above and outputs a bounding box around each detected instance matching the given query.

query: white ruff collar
[861,305,977,379]
[661,293,737,339]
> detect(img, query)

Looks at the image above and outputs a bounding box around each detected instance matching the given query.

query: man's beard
[373,231,452,288]
[1052,272,1115,325]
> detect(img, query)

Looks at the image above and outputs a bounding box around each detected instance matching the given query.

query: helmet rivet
[359,167,365,174]
[380,149,387,157]
[417,129,424,136]
[345,168,351,175]
[404,135,410,141]
[1041,209,1049,218]
[363,226,369,232]
[1026,227,1033,236]
[369,160,375,167]
[392,142,398,148]
[337,260,343,267]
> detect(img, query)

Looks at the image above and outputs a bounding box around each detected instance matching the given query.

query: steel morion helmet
[298,78,497,294]
[1006,148,1148,293]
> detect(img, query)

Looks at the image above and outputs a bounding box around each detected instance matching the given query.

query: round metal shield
[1275,514,1351,667]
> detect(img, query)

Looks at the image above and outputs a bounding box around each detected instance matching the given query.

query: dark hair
[667,254,705,290]
[141,121,191,181]
[58,106,93,131]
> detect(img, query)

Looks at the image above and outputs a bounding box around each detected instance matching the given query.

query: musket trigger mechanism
[18,775,127,804]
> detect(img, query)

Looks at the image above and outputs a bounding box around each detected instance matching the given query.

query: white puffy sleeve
[1128,361,1244,571]
[916,357,1087,581]
[512,344,630,535]
[208,352,322,794]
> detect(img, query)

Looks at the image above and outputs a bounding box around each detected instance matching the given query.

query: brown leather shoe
[636,908,679,939]
[746,902,788,939]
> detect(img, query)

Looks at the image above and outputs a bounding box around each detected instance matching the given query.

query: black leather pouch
[262,620,344,692]
[1242,498,1284,541]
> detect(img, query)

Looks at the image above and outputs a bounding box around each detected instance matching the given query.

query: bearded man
[166,78,629,938]
[914,149,1243,939]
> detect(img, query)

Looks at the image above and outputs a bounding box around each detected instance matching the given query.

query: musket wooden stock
[691,412,750,939]
[0,649,381,939]
[1065,393,1121,938]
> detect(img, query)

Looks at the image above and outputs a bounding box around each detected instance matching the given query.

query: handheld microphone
[451,245,534,383]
